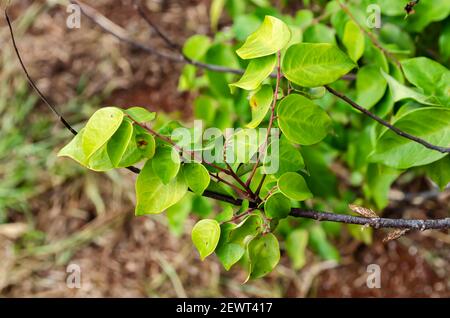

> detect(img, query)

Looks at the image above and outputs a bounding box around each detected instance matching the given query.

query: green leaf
[152,147,181,184]
[194,95,217,124]
[229,214,264,245]
[124,107,156,123]
[246,84,273,128]
[236,15,291,59]
[303,23,336,44]
[135,160,187,215]
[216,223,245,270]
[264,137,305,176]
[248,233,280,279]
[286,229,308,270]
[58,128,88,166]
[182,163,210,195]
[401,57,450,106]
[230,54,276,92]
[282,43,356,87]
[107,119,134,167]
[166,195,192,237]
[192,195,213,218]
[264,192,291,219]
[277,94,332,145]
[191,219,221,260]
[424,156,450,191]
[381,70,441,106]
[215,205,234,222]
[183,35,212,60]
[356,65,387,110]
[294,9,314,29]
[371,107,450,169]
[278,172,313,201]
[135,129,156,159]
[364,164,400,210]
[82,107,124,160]
[225,128,265,163]
[405,0,450,32]
[210,0,225,32]
[233,14,262,41]
[86,146,114,171]
[342,20,364,62]
[439,23,450,61]
[309,225,340,262]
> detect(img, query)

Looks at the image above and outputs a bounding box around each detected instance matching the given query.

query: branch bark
[325,85,450,153]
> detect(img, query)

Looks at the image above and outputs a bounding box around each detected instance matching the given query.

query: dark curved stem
[6,8,141,175]
[325,85,450,153]
[6,6,450,232]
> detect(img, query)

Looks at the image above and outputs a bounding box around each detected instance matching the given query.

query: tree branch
[325,85,450,153]
[6,6,450,232]
[290,209,450,230]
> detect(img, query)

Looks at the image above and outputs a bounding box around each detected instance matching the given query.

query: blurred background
[0,0,449,297]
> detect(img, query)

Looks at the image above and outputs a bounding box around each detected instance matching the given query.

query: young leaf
[229,214,264,245]
[248,233,280,279]
[263,137,305,177]
[356,65,387,110]
[166,195,192,237]
[191,219,221,260]
[277,94,332,145]
[264,192,291,219]
[135,130,156,159]
[303,23,336,44]
[229,54,276,92]
[82,107,124,160]
[246,84,273,129]
[236,15,291,59]
[342,20,365,62]
[370,107,450,169]
[364,164,400,210]
[135,160,187,215]
[124,107,156,123]
[278,172,313,201]
[58,128,88,166]
[107,119,134,167]
[152,147,181,184]
[182,163,211,195]
[286,229,308,270]
[381,70,441,106]
[210,0,225,32]
[282,43,356,87]
[401,57,450,105]
[424,156,450,191]
[182,35,212,60]
[216,223,245,270]
[225,128,265,163]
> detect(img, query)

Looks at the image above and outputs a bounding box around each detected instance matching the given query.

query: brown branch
[290,209,450,230]
[325,85,450,153]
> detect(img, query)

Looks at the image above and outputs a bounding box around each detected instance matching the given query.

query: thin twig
[133,0,181,51]
[5,9,77,136]
[325,85,450,153]
[246,51,282,189]
[290,209,450,230]
[337,0,402,69]
[5,8,142,174]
